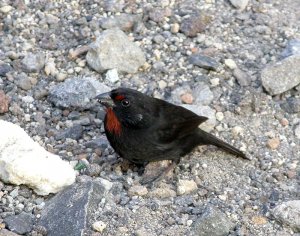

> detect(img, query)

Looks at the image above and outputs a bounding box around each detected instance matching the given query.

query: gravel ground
[0,0,299,235]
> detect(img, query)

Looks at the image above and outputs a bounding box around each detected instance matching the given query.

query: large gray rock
[261,55,300,95]
[39,180,107,236]
[192,206,235,236]
[86,29,146,73]
[4,212,34,235]
[0,120,76,195]
[48,77,110,109]
[272,200,300,232]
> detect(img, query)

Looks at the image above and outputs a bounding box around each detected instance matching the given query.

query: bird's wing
[151,102,208,143]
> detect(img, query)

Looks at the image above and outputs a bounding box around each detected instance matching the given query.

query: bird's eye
[121,99,130,107]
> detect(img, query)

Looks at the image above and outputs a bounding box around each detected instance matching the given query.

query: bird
[95,88,248,184]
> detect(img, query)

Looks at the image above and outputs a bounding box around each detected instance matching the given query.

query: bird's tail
[197,129,249,159]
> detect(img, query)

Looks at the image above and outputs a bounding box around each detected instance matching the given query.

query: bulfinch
[96,88,248,183]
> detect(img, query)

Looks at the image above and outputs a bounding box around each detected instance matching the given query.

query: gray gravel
[0,0,299,235]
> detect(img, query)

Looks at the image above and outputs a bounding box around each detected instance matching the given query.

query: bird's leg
[140,159,180,187]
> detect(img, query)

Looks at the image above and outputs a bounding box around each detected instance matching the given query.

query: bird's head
[95,88,155,134]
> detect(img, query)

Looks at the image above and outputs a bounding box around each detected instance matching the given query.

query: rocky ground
[0,0,299,235]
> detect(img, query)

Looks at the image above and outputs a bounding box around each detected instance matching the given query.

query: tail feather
[197,129,249,160]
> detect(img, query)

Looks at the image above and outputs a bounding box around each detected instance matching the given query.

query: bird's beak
[95,92,115,108]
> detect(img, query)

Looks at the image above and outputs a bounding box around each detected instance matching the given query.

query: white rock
[177,179,198,195]
[105,68,119,83]
[0,120,76,195]
[0,5,13,13]
[224,59,237,70]
[92,221,107,232]
[229,0,249,11]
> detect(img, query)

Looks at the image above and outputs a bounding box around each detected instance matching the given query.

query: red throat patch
[105,108,122,136]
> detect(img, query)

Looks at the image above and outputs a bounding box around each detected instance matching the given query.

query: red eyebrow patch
[115,95,125,101]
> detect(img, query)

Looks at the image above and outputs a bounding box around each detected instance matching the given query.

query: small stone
[210,78,220,87]
[224,59,237,69]
[149,8,167,23]
[21,52,45,73]
[180,93,194,104]
[4,212,34,235]
[233,68,250,86]
[192,206,235,236]
[218,194,227,201]
[92,221,106,233]
[180,14,211,37]
[215,112,224,121]
[48,77,110,109]
[189,54,220,71]
[149,183,176,198]
[0,5,13,13]
[281,39,300,59]
[171,23,180,33]
[193,82,214,105]
[15,73,33,91]
[177,179,197,195]
[229,0,249,11]
[158,80,167,89]
[100,14,140,31]
[280,98,300,114]
[295,125,300,139]
[24,114,31,122]
[272,200,300,232]
[280,118,289,126]
[86,29,146,74]
[0,90,9,114]
[0,63,13,76]
[251,216,268,225]
[232,126,244,137]
[105,69,119,83]
[56,125,83,140]
[128,185,148,196]
[267,138,280,150]
[261,55,300,95]
[56,72,68,81]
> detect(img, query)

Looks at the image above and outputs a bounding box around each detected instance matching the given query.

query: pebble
[224,59,237,70]
[294,125,300,139]
[267,138,280,150]
[233,68,250,86]
[251,216,268,225]
[261,55,300,95]
[210,78,220,87]
[21,52,45,73]
[177,179,197,195]
[281,39,300,59]
[189,54,220,71]
[86,29,146,73]
[280,118,289,126]
[171,23,180,33]
[149,183,176,198]
[229,0,249,11]
[272,200,300,232]
[232,126,244,137]
[215,112,224,121]
[105,69,119,83]
[180,14,211,37]
[0,5,13,13]
[193,82,214,105]
[280,98,300,114]
[0,90,9,114]
[0,63,13,76]
[92,221,107,233]
[4,212,34,235]
[180,93,194,104]
[128,185,148,197]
